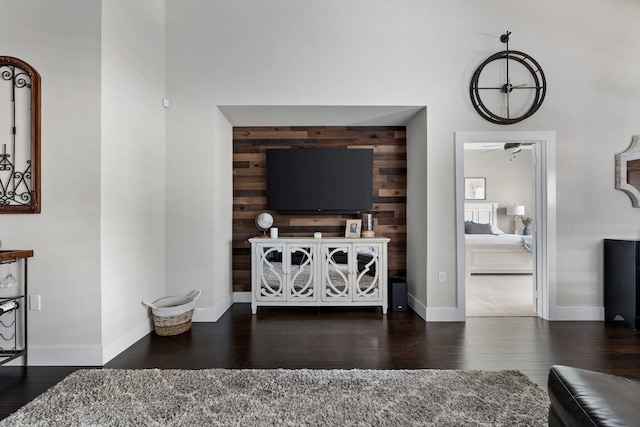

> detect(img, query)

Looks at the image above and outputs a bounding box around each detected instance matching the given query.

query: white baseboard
[407,292,467,322]
[192,293,233,322]
[102,318,154,364]
[233,291,251,303]
[407,292,427,321]
[426,306,462,321]
[24,296,234,366]
[18,299,606,366]
[26,317,154,366]
[552,306,604,321]
[27,345,103,366]
[409,296,605,322]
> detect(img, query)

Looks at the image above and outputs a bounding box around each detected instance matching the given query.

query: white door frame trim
[454,131,557,321]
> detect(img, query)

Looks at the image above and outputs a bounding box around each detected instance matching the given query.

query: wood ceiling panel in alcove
[232,126,407,293]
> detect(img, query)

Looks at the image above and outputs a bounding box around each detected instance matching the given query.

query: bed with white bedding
[464,202,533,275]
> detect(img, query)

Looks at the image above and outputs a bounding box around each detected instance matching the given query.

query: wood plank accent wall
[232,126,407,293]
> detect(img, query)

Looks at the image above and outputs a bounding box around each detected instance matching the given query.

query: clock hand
[505,82,530,119]
[506,77,511,119]
[502,78,528,92]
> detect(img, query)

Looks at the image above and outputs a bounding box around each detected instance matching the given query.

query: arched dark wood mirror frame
[0,56,41,213]
[615,135,640,208]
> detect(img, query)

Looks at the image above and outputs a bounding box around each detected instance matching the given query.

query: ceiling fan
[479,142,524,153]
[478,142,533,160]
[503,142,523,153]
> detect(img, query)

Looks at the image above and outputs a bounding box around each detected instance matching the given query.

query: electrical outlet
[438,272,446,283]
[29,294,41,311]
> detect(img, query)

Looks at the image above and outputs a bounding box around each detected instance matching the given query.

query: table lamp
[506,205,525,234]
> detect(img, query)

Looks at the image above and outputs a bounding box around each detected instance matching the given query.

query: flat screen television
[266,148,373,214]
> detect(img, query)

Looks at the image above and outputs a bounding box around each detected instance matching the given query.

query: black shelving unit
[0,250,33,366]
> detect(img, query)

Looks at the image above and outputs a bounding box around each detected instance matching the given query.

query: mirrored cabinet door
[353,243,383,302]
[254,243,286,301]
[321,244,351,302]
[288,244,316,301]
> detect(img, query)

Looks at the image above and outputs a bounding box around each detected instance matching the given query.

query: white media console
[249,237,390,314]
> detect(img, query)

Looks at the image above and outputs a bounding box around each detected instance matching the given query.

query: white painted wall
[464,149,533,234]
[0,0,103,364]
[406,110,428,311]
[209,109,233,319]
[164,23,220,313]
[0,0,168,365]
[101,1,166,351]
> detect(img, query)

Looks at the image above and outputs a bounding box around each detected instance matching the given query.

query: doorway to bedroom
[455,131,556,321]
[463,145,535,317]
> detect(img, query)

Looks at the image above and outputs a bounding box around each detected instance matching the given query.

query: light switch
[29,294,41,311]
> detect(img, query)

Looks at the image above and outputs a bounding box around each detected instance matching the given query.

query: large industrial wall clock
[469,31,546,125]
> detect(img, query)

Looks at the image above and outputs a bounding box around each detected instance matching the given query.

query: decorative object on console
[469,31,546,125]
[464,177,486,200]
[506,204,525,235]
[255,212,274,237]
[345,219,362,238]
[615,135,640,207]
[521,216,533,235]
[361,213,374,237]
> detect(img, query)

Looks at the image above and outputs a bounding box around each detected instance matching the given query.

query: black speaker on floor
[389,277,407,312]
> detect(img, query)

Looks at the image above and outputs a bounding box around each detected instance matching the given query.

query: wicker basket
[142,290,201,336]
[152,309,194,336]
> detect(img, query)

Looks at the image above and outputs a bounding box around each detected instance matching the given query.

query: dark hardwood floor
[1,303,639,420]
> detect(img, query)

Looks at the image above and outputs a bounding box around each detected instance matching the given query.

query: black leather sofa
[548,365,640,426]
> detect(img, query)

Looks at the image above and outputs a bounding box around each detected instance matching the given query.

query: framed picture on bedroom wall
[464,177,486,200]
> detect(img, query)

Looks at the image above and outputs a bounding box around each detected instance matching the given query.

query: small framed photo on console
[345,219,362,238]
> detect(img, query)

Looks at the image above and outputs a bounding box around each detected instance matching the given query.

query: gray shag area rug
[0,368,550,426]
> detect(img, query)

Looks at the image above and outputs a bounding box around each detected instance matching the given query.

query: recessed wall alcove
[218,106,427,297]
